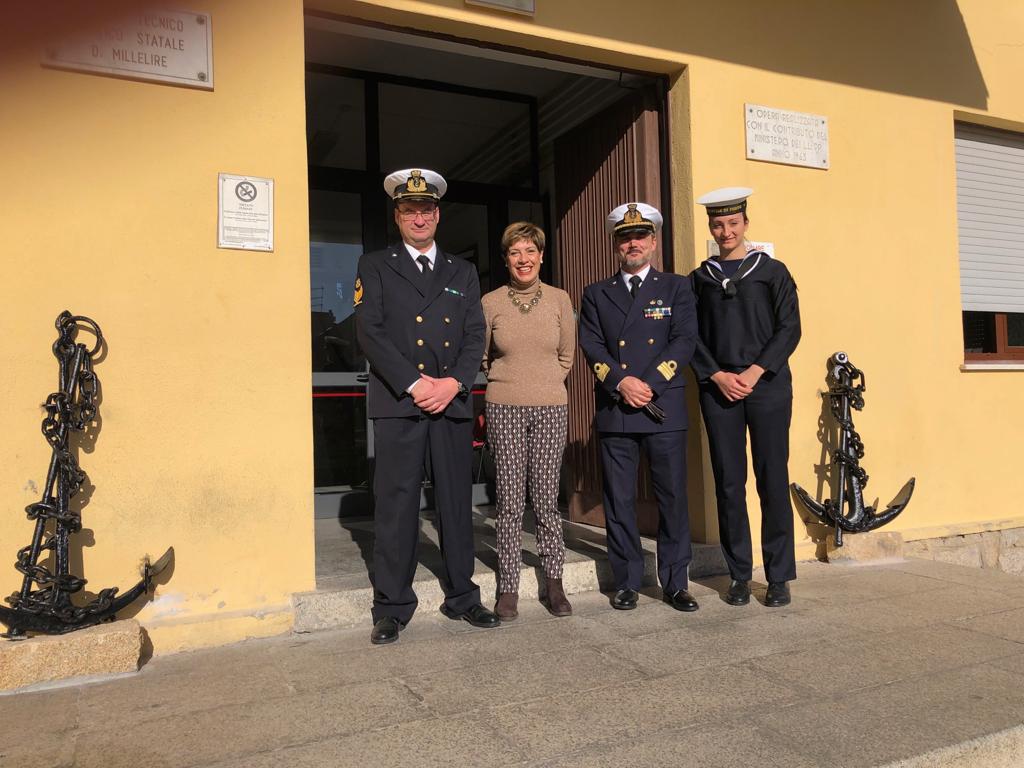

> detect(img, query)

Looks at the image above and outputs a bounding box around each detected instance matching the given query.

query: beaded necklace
[507,284,542,314]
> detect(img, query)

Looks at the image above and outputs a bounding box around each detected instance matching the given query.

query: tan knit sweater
[481,281,576,406]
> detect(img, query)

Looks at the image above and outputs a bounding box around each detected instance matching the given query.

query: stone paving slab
[1,558,1023,768]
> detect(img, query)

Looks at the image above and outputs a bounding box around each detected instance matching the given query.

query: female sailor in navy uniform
[691,188,801,607]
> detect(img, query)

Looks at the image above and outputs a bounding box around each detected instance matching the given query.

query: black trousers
[371,416,480,625]
[699,367,796,583]
[599,430,692,593]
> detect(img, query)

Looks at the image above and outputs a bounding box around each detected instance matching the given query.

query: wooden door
[554,88,669,533]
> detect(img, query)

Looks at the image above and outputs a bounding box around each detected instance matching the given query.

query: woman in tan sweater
[482,221,576,620]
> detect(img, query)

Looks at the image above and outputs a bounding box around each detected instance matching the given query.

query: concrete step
[294,510,729,632]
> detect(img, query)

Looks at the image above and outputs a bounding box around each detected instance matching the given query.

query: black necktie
[417,255,432,278]
[629,275,642,299]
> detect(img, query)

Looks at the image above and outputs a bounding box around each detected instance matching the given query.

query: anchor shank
[16,412,64,603]
[833,371,854,548]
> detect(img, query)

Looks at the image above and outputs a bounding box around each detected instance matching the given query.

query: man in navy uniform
[579,202,700,612]
[354,168,499,645]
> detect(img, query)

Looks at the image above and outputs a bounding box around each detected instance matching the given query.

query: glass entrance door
[310,190,370,512]
[308,64,545,513]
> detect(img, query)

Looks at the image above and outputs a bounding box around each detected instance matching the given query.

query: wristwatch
[456,381,468,396]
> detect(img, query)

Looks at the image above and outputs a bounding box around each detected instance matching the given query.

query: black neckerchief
[703,250,769,296]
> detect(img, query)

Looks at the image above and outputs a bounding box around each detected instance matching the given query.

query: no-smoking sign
[218,173,274,252]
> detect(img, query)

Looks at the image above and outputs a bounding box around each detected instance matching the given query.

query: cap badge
[406,169,428,194]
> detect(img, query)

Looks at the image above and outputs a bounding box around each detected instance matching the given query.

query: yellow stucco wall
[0,0,314,653]
[2,0,1022,653]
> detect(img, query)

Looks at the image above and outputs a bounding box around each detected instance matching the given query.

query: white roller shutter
[955,122,1024,313]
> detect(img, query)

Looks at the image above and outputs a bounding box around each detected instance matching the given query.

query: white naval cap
[697,187,754,217]
[605,202,663,235]
[383,168,448,202]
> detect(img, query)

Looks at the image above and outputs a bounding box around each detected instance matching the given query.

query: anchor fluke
[143,547,175,589]
[790,483,828,521]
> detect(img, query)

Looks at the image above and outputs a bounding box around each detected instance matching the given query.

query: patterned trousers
[486,403,568,593]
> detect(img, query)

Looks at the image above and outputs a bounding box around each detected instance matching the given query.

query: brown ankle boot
[544,578,573,617]
[494,592,518,620]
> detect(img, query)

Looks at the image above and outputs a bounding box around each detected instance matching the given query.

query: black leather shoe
[370,616,401,645]
[724,579,751,606]
[440,602,500,628]
[611,589,639,610]
[765,581,791,607]
[664,589,699,612]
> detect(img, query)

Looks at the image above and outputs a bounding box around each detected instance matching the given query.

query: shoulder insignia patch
[353,277,364,307]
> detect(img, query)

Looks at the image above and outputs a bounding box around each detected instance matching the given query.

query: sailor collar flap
[702,250,771,296]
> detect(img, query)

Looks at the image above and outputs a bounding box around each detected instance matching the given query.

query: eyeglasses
[397,207,437,221]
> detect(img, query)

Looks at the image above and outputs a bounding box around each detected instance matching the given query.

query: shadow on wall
[566,0,987,108]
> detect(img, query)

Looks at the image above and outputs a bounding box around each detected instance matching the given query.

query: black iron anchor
[791,351,915,548]
[1,312,172,639]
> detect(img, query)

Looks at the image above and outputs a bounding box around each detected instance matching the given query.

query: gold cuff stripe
[656,360,678,381]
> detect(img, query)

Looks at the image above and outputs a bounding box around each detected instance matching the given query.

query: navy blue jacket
[689,255,801,381]
[354,244,484,419]
[579,268,698,433]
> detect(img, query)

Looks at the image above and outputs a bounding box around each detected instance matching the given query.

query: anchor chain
[825,361,868,494]
[1,312,172,638]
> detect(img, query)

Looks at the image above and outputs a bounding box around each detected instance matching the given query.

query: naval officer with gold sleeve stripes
[578,202,700,612]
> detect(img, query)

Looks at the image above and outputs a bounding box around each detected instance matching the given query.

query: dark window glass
[312,393,368,487]
[310,191,365,373]
[1007,313,1024,347]
[306,74,366,170]
[963,311,997,353]
[379,83,532,188]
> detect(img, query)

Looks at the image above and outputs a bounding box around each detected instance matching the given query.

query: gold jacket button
[444,317,451,324]
[443,341,450,348]
[618,340,626,347]
[416,315,423,323]
[442,365,448,372]
[648,338,654,345]
[417,339,424,346]
[620,363,628,370]
[417,363,425,371]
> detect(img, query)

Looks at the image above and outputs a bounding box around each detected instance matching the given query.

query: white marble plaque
[745,104,828,169]
[466,0,535,15]
[218,174,274,252]
[42,9,213,89]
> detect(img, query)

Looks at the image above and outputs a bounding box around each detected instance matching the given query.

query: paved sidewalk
[3,558,1024,767]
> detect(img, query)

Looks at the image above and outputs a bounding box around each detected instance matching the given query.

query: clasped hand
[412,375,460,414]
[710,365,764,402]
[618,375,653,409]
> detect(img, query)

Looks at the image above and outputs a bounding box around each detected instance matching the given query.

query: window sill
[960,362,1024,371]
